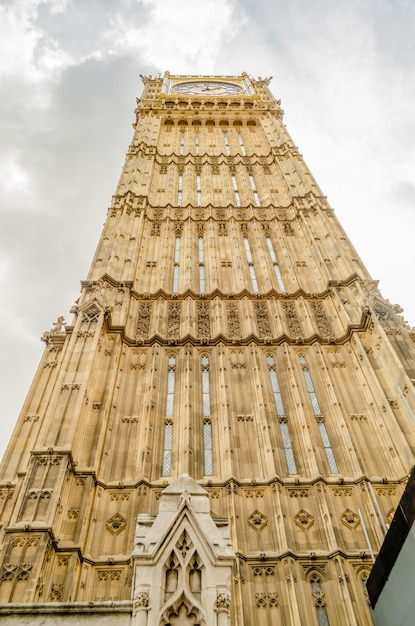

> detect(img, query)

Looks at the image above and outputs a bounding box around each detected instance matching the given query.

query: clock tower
[0,72,415,625]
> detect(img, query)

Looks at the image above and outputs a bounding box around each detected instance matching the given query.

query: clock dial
[171,81,244,96]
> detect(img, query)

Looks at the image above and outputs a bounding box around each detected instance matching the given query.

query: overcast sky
[0,0,414,460]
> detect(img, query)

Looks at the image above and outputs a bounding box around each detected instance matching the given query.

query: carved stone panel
[227,303,241,337]
[197,302,210,339]
[254,302,271,338]
[136,302,152,338]
[282,302,301,337]
[167,303,181,340]
[311,301,332,337]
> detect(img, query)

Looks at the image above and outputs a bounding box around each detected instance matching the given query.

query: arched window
[173,236,181,293]
[266,235,285,292]
[198,236,205,293]
[231,174,241,206]
[299,355,338,474]
[237,131,246,156]
[266,354,297,474]
[201,355,213,475]
[243,235,258,292]
[196,173,201,207]
[248,174,261,206]
[177,173,183,206]
[310,573,330,626]
[162,355,176,476]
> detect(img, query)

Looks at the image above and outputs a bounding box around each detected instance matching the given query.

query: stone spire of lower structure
[132,474,235,626]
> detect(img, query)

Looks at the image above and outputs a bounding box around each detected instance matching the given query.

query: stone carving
[134,590,150,608]
[67,508,79,520]
[350,414,367,421]
[376,486,396,496]
[244,489,264,498]
[227,303,241,337]
[151,221,161,236]
[254,301,271,337]
[287,488,309,498]
[311,302,332,337]
[176,530,193,558]
[167,302,181,340]
[106,513,127,535]
[283,222,294,235]
[121,416,139,423]
[294,509,314,530]
[109,492,130,501]
[81,306,100,323]
[97,570,122,582]
[136,302,152,338]
[340,509,360,530]
[132,474,235,625]
[282,302,301,336]
[49,583,64,601]
[23,414,40,422]
[61,383,81,391]
[255,591,279,607]
[251,565,275,576]
[248,510,268,531]
[218,222,228,237]
[332,488,353,496]
[35,455,62,467]
[0,561,33,583]
[197,302,210,339]
[41,316,66,344]
[215,591,231,611]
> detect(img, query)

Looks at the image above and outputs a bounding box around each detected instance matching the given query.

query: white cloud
[104,0,239,73]
[0,154,32,197]
[0,0,71,84]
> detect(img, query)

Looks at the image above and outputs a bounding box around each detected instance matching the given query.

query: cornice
[126,142,300,162]
[98,309,371,349]
[82,272,362,303]
[109,191,331,216]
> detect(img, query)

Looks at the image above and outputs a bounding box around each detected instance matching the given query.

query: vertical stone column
[215,590,231,626]
[132,588,150,626]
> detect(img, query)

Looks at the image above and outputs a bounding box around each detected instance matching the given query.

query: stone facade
[1,73,415,624]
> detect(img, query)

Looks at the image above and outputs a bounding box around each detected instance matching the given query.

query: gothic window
[178,173,183,206]
[163,355,176,476]
[299,355,338,474]
[223,131,230,156]
[237,132,246,156]
[201,355,213,475]
[173,236,181,293]
[195,132,200,155]
[180,131,185,156]
[243,236,258,292]
[196,173,201,207]
[166,355,176,417]
[266,235,285,292]
[310,574,331,626]
[198,236,205,293]
[249,174,261,206]
[231,174,241,206]
[266,355,297,474]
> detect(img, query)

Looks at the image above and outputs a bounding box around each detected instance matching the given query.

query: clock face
[171,81,244,96]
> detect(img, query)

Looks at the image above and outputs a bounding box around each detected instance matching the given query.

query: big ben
[0,72,414,625]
